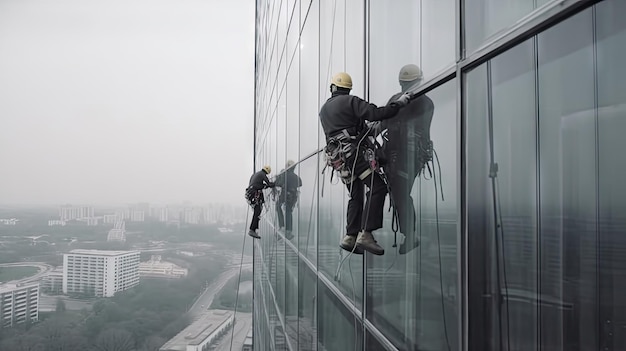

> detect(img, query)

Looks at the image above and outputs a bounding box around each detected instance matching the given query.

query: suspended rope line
[229,206,250,351]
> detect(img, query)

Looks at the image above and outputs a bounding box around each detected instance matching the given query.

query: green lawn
[0,266,39,283]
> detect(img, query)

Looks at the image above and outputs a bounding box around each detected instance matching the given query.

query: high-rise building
[59,206,94,221]
[0,283,39,328]
[107,221,126,242]
[63,249,140,297]
[253,1,626,350]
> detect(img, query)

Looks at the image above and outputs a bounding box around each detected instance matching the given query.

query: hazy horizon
[0,0,255,206]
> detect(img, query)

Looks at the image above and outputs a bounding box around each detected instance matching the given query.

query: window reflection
[466,4,626,350]
[597,0,626,348]
[465,0,537,53]
[366,78,458,351]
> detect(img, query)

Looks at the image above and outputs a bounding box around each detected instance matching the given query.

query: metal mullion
[457,63,468,351]
[459,0,595,72]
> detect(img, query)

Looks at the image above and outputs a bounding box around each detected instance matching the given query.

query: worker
[245,165,275,239]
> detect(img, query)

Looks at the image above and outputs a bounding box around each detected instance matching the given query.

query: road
[213,312,252,351]
[0,262,53,284]
[188,257,253,319]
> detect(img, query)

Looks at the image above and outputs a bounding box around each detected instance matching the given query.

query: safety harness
[244,186,262,207]
[322,128,374,185]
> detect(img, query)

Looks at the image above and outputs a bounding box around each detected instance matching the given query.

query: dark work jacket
[319,90,401,141]
[275,169,302,191]
[383,93,434,175]
[248,170,274,191]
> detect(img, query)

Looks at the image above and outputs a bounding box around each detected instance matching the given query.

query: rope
[432,152,451,351]
[229,206,249,351]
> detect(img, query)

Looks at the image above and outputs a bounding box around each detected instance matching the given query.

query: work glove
[393,92,411,107]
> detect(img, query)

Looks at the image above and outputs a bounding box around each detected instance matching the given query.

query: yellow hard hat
[285,160,295,168]
[399,64,423,82]
[331,72,353,89]
[262,165,271,174]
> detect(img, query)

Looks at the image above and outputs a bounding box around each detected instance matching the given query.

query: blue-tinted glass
[299,1,319,155]
[366,79,457,351]
[467,38,539,351]
[465,0,536,54]
[538,8,596,351]
[318,282,362,351]
[298,262,317,350]
[597,0,626,348]
[297,157,318,260]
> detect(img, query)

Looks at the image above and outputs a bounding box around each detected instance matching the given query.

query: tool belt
[244,187,263,206]
[324,129,373,184]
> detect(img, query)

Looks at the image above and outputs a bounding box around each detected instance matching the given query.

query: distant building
[40,267,63,294]
[139,255,188,279]
[0,282,39,328]
[0,218,18,225]
[63,249,140,297]
[129,210,145,222]
[242,328,253,351]
[77,217,99,226]
[102,214,121,224]
[107,221,126,242]
[59,206,94,221]
[48,220,66,226]
[159,310,235,351]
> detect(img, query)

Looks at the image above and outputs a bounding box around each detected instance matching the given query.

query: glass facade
[254,0,626,350]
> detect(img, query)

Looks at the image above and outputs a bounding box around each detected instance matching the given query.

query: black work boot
[399,234,420,255]
[248,230,261,239]
[339,235,363,254]
[356,231,384,255]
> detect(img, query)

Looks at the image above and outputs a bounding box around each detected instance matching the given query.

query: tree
[92,329,136,351]
[139,336,166,351]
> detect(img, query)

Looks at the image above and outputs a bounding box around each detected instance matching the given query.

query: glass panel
[318,0,364,309]
[298,156,318,261]
[467,38,539,351]
[538,8,596,351]
[366,78,457,351]
[283,246,299,350]
[365,330,386,351]
[370,0,455,95]
[298,262,317,350]
[318,282,362,350]
[421,0,456,77]
[596,0,626,348]
[466,62,493,351]
[369,0,421,104]
[300,1,319,155]
[465,0,537,54]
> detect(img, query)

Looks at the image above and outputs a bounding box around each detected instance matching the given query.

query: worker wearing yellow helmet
[245,165,275,239]
[319,72,412,256]
[383,64,434,255]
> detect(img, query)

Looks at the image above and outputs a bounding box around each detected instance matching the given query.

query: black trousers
[249,196,264,231]
[345,157,387,237]
[387,170,416,235]
[276,197,295,231]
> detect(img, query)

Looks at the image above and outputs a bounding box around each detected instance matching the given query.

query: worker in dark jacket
[246,165,275,239]
[319,72,411,255]
[383,64,435,254]
[274,160,302,240]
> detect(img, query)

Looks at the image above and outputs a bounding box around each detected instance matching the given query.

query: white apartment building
[48,220,66,226]
[63,250,140,297]
[139,255,188,279]
[59,206,94,221]
[102,214,122,224]
[107,221,126,242]
[0,282,39,328]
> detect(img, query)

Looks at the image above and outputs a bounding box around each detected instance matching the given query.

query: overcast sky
[0,0,255,206]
